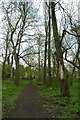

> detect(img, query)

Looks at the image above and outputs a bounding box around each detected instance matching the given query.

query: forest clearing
[0,0,80,119]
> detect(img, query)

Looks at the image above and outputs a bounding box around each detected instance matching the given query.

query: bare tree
[51,2,70,96]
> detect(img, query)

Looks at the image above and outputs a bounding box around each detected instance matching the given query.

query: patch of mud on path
[8,83,51,119]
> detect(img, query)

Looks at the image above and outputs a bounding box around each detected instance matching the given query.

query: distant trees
[1,2,39,84]
[19,65,26,79]
[2,64,11,79]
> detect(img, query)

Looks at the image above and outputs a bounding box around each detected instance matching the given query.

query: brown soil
[8,83,50,119]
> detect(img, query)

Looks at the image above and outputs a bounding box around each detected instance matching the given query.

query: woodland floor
[8,83,50,119]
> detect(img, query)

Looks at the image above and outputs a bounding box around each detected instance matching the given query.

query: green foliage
[19,65,26,78]
[26,67,32,79]
[3,64,12,78]
[2,79,29,118]
[33,79,60,97]
[33,78,79,118]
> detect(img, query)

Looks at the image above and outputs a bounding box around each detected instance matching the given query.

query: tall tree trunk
[51,2,70,97]
[48,3,52,86]
[52,53,58,78]
[10,55,14,79]
[14,53,19,85]
[43,30,47,85]
[43,3,48,85]
[38,39,41,81]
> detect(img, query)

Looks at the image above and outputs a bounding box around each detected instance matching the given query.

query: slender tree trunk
[77,39,80,79]
[51,2,70,96]
[14,53,19,85]
[43,31,47,85]
[43,3,48,85]
[48,3,52,86]
[38,45,41,81]
[10,55,14,79]
[52,53,58,78]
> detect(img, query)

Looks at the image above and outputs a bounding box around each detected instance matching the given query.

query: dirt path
[8,83,50,118]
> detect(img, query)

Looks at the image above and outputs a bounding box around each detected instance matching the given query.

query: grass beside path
[2,79,29,118]
[32,79,79,119]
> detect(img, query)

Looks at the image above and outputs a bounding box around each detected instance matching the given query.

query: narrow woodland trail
[8,83,50,119]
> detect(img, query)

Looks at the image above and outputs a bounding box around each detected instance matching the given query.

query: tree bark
[14,53,19,85]
[51,2,70,97]
[48,3,52,86]
[38,35,41,81]
[43,3,48,85]
[43,31,47,85]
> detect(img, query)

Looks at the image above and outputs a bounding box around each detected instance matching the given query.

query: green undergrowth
[2,79,29,118]
[32,79,79,119]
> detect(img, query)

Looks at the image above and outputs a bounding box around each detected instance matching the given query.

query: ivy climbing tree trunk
[51,2,70,97]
